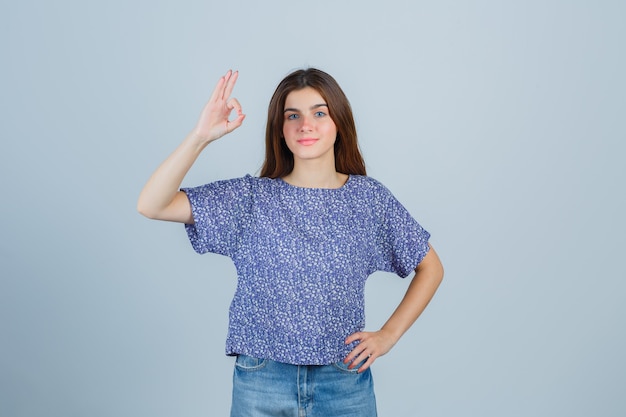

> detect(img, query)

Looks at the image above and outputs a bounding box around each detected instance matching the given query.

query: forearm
[381,246,444,343]
[137,70,245,222]
[344,246,443,371]
[137,132,208,220]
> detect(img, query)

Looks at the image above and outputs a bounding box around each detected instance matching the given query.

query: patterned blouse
[182,174,430,365]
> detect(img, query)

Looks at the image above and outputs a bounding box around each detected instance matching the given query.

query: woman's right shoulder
[184,174,281,196]
[186,174,253,189]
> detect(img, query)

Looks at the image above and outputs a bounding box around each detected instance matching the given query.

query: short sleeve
[181,176,253,256]
[374,189,431,278]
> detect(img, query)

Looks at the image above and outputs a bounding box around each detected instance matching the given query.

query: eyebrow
[283,103,328,113]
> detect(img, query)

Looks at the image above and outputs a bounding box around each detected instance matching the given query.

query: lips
[297,138,318,146]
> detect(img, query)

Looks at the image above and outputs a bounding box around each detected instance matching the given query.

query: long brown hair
[260,68,366,178]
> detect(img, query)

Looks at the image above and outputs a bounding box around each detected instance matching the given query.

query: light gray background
[1,1,624,416]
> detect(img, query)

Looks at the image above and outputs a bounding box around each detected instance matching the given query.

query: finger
[351,349,371,367]
[357,355,374,373]
[219,70,234,100]
[344,343,367,365]
[208,71,230,103]
[225,99,245,132]
[345,332,363,345]
[226,113,245,133]
[227,98,243,114]
[223,70,239,100]
[347,349,375,372]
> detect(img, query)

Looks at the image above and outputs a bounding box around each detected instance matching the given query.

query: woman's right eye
[286,113,299,120]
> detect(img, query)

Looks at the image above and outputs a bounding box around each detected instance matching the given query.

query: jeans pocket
[332,359,364,374]
[234,354,267,371]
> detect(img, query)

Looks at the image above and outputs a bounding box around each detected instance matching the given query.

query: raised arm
[344,244,444,372]
[137,70,245,223]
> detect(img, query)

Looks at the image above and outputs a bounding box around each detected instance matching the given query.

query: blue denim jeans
[230,354,377,417]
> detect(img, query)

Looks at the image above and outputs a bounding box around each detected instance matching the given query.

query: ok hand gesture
[192,70,245,144]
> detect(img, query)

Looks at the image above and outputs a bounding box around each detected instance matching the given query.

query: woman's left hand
[343,329,397,373]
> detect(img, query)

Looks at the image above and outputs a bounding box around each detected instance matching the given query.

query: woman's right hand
[137,70,245,223]
[192,70,246,144]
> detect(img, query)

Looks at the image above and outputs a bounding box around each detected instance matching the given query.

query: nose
[299,114,314,132]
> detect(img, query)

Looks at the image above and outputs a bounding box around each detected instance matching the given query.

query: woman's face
[282,87,338,165]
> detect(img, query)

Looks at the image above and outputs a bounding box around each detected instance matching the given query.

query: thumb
[226,113,245,134]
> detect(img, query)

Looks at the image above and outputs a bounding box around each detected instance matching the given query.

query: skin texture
[344,246,443,372]
[280,87,347,189]
[137,70,444,373]
[136,70,244,223]
[282,88,337,170]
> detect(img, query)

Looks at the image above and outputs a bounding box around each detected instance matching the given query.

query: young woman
[138,68,444,416]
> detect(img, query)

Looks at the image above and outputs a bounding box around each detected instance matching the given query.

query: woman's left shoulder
[349,175,393,195]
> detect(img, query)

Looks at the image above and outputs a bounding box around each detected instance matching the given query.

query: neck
[283,159,347,189]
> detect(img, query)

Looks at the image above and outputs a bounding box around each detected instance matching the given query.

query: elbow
[136,199,158,219]
[416,246,444,284]
[435,252,444,274]
[137,205,151,219]
[436,262,444,284]
[432,253,444,284]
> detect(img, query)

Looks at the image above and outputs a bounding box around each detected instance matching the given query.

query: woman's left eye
[314,111,326,117]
